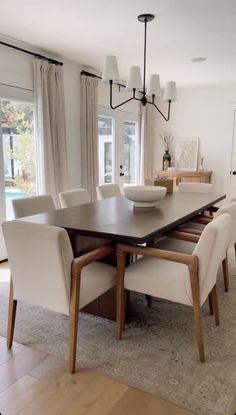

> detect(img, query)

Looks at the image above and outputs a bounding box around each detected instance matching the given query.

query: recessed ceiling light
[190,57,207,63]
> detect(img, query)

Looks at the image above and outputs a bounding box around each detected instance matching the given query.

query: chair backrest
[96,184,121,200]
[2,220,73,315]
[59,188,90,208]
[192,213,231,304]
[178,182,214,194]
[12,195,55,218]
[214,201,236,247]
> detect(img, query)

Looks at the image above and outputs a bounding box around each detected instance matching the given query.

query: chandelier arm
[148,99,171,122]
[109,81,136,110]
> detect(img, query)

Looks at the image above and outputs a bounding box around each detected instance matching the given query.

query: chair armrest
[117,243,198,269]
[167,230,200,242]
[72,245,115,275]
[191,216,212,224]
[176,228,202,236]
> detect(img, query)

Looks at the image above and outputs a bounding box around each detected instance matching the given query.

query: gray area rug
[1,251,236,415]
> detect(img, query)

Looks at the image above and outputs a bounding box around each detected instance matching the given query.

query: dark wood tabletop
[20,192,225,244]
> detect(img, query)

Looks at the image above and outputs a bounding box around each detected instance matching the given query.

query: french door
[98,107,140,187]
[0,87,36,260]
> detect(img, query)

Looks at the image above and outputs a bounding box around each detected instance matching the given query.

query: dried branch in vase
[159,133,174,152]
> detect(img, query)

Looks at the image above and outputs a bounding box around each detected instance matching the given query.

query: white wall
[152,85,236,195]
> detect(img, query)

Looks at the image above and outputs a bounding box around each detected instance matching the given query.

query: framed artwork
[174,137,199,171]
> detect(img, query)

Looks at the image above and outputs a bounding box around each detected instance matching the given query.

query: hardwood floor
[0,335,196,415]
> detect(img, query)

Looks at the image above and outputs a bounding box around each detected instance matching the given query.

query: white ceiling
[1,0,236,88]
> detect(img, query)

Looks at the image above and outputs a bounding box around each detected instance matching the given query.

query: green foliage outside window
[1,99,36,195]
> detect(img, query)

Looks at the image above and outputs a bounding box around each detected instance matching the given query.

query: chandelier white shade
[102,13,177,121]
[163,81,177,101]
[102,55,119,82]
[126,66,142,91]
[146,74,161,97]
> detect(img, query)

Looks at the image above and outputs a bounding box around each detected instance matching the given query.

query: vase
[162,150,171,171]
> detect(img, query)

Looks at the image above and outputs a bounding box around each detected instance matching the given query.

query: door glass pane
[1,99,36,220]
[123,120,138,185]
[98,116,113,184]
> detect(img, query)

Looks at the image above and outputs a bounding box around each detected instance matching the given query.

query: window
[98,116,114,184]
[1,99,36,220]
[0,88,36,260]
[123,120,139,185]
[98,108,140,186]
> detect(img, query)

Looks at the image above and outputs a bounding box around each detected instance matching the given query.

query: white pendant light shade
[102,55,120,82]
[163,81,177,101]
[147,74,161,96]
[126,66,142,90]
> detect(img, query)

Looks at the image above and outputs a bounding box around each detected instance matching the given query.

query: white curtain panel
[80,76,98,201]
[33,59,68,207]
[140,106,153,184]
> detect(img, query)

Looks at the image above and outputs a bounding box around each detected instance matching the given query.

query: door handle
[231,171,236,175]
[120,172,125,176]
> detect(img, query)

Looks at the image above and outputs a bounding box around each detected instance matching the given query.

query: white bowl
[124,186,167,207]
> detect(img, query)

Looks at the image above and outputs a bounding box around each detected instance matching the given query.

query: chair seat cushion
[124,254,192,306]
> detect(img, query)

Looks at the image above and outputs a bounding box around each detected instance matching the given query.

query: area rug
[0,251,236,415]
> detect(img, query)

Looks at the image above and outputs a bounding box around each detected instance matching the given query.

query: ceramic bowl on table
[124,186,167,207]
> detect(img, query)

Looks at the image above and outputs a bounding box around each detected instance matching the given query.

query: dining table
[20,191,226,319]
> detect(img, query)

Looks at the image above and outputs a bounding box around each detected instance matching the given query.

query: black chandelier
[102,14,177,121]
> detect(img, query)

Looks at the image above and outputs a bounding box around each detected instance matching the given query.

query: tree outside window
[1,99,36,195]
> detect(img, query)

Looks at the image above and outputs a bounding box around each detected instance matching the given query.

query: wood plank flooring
[0,336,196,415]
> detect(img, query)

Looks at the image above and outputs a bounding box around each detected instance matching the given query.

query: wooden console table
[153,170,212,191]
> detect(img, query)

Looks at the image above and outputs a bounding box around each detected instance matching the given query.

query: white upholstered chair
[215,201,236,260]
[59,188,90,208]
[2,220,116,373]
[12,194,55,218]
[96,183,121,200]
[178,182,215,221]
[178,182,214,194]
[176,181,218,238]
[172,201,236,291]
[116,214,231,362]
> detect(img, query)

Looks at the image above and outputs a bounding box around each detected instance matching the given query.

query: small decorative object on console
[160,133,173,171]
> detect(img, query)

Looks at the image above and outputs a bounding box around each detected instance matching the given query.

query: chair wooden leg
[208,292,213,315]
[7,279,17,350]
[116,250,126,340]
[146,295,152,308]
[222,255,229,292]
[69,272,80,374]
[145,241,154,309]
[211,284,219,326]
[189,262,205,362]
[123,289,129,330]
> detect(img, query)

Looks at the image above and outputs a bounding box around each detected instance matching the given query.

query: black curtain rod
[0,40,63,66]
[81,70,126,88]
[81,70,101,79]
